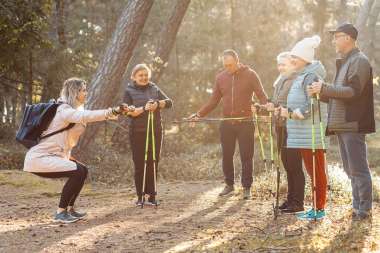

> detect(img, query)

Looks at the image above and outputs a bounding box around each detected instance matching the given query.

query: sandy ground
[0,171,379,253]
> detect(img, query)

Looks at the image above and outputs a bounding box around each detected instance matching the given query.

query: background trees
[1,0,379,174]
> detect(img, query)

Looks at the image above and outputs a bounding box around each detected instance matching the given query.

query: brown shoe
[352,211,372,221]
[219,185,234,196]
[243,188,252,200]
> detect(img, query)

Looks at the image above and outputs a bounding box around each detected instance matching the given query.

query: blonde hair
[60,77,86,108]
[131,63,152,79]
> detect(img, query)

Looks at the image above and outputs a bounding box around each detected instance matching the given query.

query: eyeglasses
[332,34,347,41]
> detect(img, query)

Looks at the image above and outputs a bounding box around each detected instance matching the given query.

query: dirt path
[0,171,379,253]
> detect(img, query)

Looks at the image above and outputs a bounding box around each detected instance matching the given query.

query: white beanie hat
[290,35,321,63]
[276,51,290,64]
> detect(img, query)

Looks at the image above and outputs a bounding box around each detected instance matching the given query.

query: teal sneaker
[296,208,313,219]
[297,209,325,221]
[54,211,79,223]
[68,209,87,219]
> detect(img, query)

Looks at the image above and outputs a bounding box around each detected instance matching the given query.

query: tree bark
[356,0,375,30]
[230,0,236,49]
[0,86,3,122]
[314,0,328,34]
[366,0,380,56]
[111,0,190,146]
[151,0,191,83]
[75,0,154,155]
[355,0,375,46]
[41,0,68,102]
[336,0,348,24]
[55,0,66,46]
[11,89,17,126]
[4,87,12,123]
[28,51,33,104]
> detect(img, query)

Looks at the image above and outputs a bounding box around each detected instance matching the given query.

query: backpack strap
[40,123,75,140]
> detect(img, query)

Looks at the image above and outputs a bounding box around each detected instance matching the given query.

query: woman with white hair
[265,51,305,214]
[23,77,131,223]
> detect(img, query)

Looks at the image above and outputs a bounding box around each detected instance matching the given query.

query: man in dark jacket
[308,23,375,220]
[189,49,268,199]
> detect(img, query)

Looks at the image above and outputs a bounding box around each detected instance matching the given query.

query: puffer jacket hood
[300,60,327,80]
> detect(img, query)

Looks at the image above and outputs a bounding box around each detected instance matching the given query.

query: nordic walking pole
[150,110,158,208]
[273,114,283,220]
[273,111,283,220]
[311,95,317,221]
[269,111,275,194]
[316,92,330,208]
[141,110,152,209]
[253,104,267,171]
[172,116,268,124]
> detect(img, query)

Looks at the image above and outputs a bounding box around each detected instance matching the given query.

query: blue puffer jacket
[286,61,328,149]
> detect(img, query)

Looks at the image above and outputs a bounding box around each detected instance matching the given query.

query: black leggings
[276,125,305,207]
[33,162,88,208]
[130,129,162,197]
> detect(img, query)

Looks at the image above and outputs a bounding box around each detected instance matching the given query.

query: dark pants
[338,133,372,214]
[33,162,88,209]
[130,129,162,197]
[277,125,305,207]
[220,121,254,188]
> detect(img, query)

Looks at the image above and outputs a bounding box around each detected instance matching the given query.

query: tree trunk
[0,86,3,122]
[41,0,68,102]
[313,0,328,34]
[111,0,190,146]
[151,0,191,83]
[28,51,33,104]
[11,90,17,126]
[305,0,330,72]
[4,87,12,123]
[336,0,348,24]
[230,0,236,49]
[55,0,66,46]
[366,0,380,57]
[75,0,154,156]
[355,0,375,47]
[42,71,54,102]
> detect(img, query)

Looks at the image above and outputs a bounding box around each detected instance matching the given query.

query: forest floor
[0,169,379,253]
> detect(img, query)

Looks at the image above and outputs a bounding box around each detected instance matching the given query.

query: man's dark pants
[220,121,254,188]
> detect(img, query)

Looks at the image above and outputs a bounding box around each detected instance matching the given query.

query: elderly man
[189,49,268,199]
[308,23,375,220]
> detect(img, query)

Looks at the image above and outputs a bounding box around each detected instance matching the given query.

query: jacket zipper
[231,74,235,116]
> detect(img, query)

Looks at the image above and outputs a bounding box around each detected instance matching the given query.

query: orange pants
[299,149,327,210]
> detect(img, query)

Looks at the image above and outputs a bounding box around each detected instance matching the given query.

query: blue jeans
[337,133,372,214]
